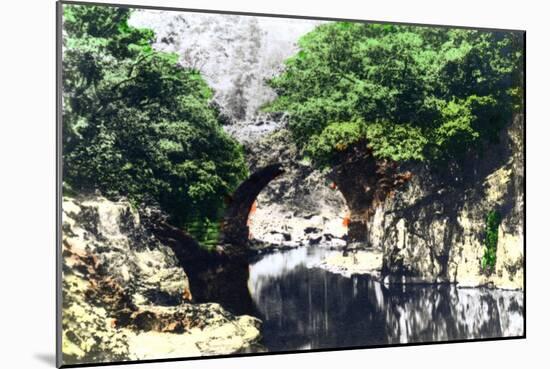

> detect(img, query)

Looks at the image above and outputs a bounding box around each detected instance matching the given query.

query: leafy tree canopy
[62,4,248,228]
[265,22,523,167]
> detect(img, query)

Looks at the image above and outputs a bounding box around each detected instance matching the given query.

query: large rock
[315,248,384,278]
[365,115,524,290]
[62,196,191,307]
[61,195,261,365]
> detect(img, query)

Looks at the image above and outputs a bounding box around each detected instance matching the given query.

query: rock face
[365,115,524,289]
[61,196,261,366]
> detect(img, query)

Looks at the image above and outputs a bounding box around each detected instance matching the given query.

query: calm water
[247,246,524,352]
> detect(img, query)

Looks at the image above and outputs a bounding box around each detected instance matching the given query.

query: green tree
[62,4,248,232]
[265,22,523,167]
[482,210,501,272]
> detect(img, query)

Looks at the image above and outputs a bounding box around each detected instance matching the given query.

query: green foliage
[186,218,222,251]
[62,4,248,232]
[364,121,427,161]
[265,22,524,166]
[307,121,364,166]
[482,210,501,272]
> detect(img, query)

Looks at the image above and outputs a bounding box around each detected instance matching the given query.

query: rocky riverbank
[61,196,261,366]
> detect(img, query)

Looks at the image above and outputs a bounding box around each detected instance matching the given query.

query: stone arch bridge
[220,156,403,247]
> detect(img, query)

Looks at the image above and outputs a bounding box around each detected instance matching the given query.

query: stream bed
[246,246,524,352]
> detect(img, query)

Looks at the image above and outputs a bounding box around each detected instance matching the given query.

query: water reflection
[248,247,524,352]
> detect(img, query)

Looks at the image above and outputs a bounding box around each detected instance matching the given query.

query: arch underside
[221,163,285,245]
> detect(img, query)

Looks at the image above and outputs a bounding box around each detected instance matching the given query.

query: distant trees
[62,4,248,230]
[130,12,322,122]
[225,20,263,121]
[131,12,267,121]
[265,22,524,167]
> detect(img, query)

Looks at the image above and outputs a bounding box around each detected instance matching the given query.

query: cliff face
[61,196,261,365]
[364,114,524,289]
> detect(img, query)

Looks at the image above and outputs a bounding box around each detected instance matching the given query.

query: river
[246,246,524,352]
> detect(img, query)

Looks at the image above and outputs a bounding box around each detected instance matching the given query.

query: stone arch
[221,152,405,247]
[221,163,285,245]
